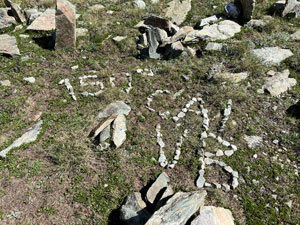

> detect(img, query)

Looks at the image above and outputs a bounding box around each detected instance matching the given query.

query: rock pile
[136,16,241,59]
[90,101,131,148]
[119,172,235,225]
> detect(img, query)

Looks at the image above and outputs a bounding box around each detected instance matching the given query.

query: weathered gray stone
[252,47,293,65]
[198,15,219,28]
[120,192,151,225]
[145,191,207,225]
[146,172,171,204]
[26,9,55,31]
[169,26,193,43]
[55,0,76,49]
[283,0,300,17]
[98,101,131,118]
[165,0,191,25]
[99,125,110,143]
[262,69,297,96]
[291,29,300,40]
[213,71,249,83]
[146,27,161,59]
[134,0,146,9]
[244,135,263,149]
[191,206,235,225]
[0,120,43,157]
[163,41,184,59]
[155,28,168,43]
[112,114,127,148]
[24,8,42,25]
[0,8,16,30]
[0,34,20,57]
[0,80,11,86]
[11,3,25,23]
[184,20,241,43]
[91,114,117,138]
[235,0,255,21]
[205,42,224,51]
[144,16,172,32]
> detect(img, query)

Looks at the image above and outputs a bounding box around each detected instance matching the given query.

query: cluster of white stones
[219,99,232,133]
[146,90,170,112]
[172,97,200,122]
[156,124,188,169]
[59,78,77,101]
[136,68,154,76]
[79,75,105,97]
[196,98,239,190]
[125,73,133,93]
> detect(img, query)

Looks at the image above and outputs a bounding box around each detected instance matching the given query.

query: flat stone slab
[165,0,191,25]
[0,120,43,157]
[98,101,131,119]
[184,20,241,43]
[191,206,235,225]
[112,114,127,148]
[0,8,16,30]
[252,47,293,65]
[214,71,249,83]
[26,9,55,31]
[262,69,297,96]
[146,172,171,204]
[0,34,20,57]
[145,191,207,225]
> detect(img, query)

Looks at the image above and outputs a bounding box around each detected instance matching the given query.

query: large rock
[262,69,297,96]
[235,0,255,22]
[145,27,161,59]
[291,29,300,40]
[282,0,300,17]
[145,191,207,225]
[98,101,131,119]
[0,8,16,30]
[163,41,184,59]
[0,34,20,57]
[55,0,76,49]
[0,120,43,157]
[184,20,241,43]
[24,8,42,25]
[165,0,191,25]
[191,206,235,225]
[26,9,55,31]
[146,172,172,205]
[252,47,293,65]
[112,114,127,148]
[10,2,25,23]
[120,192,151,225]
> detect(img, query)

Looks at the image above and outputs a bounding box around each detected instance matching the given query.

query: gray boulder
[0,8,16,30]
[145,191,207,225]
[252,47,293,65]
[11,2,25,23]
[0,34,20,57]
[120,192,151,225]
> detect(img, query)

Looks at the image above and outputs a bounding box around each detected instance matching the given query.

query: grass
[0,0,299,224]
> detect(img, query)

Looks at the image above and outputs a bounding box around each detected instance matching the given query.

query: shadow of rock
[32,33,55,50]
[287,101,300,120]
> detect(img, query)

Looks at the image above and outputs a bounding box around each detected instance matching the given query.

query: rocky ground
[0,0,299,224]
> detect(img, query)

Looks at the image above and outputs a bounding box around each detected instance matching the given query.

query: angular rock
[144,16,172,32]
[235,0,255,22]
[55,0,76,49]
[163,41,184,59]
[213,71,249,83]
[262,69,296,96]
[145,191,207,225]
[98,101,131,118]
[120,192,151,225]
[0,8,16,30]
[291,29,300,40]
[11,3,25,23]
[99,125,111,143]
[169,26,193,43]
[112,114,127,148]
[24,8,42,25]
[145,27,161,59]
[205,42,224,51]
[184,20,241,43]
[282,0,300,17]
[26,9,55,31]
[146,172,171,204]
[91,114,117,138]
[0,34,20,57]
[0,120,43,158]
[165,0,191,25]
[244,135,263,149]
[155,28,168,43]
[191,206,235,225]
[252,47,293,65]
[197,15,219,28]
